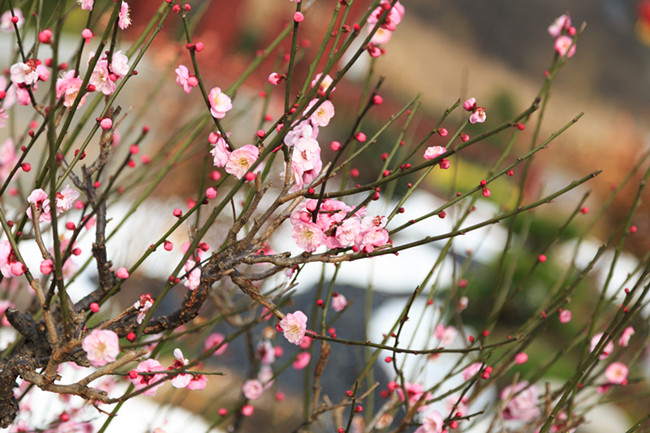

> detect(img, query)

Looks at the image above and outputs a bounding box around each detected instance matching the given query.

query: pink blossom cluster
[463,97,487,124]
[26,185,79,223]
[548,14,577,58]
[433,324,457,347]
[394,381,432,412]
[81,329,120,367]
[175,65,199,94]
[366,1,405,57]
[129,349,208,396]
[87,50,130,96]
[500,381,540,421]
[181,241,209,290]
[168,348,208,390]
[8,58,49,105]
[290,199,389,253]
[133,293,154,324]
[210,132,260,180]
[0,240,24,278]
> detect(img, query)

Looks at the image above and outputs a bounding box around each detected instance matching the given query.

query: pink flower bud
[116,267,129,279]
[100,118,112,130]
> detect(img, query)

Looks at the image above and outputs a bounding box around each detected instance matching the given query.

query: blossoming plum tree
[0,2,646,433]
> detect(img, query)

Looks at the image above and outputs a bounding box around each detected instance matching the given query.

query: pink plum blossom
[554,35,576,58]
[558,309,572,323]
[415,410,443,433]
[77,0,94,10]
[10,61,48,86]
[89,59,116,95]
[187,374,208,390]
[305,99,335,127]
[396,382,431,412]
[111,51,130,78]
[268,72,282,85]
[331,293,347,312]
[209,132,231,167]
[469,107,486,124]
[208,87,232,118]
[367,1,403,32]
[118,1,131,29]
[434,324,457,346]
[423,146,447,160]
[0,138,19,182]
[370,27,393,45]
[204,332,229,356]
[619,326,635,347]
[56,70,86,108]
[170,348,191,388]
[130,359,165,396]
[590,333,614,360]
[81,329,120,367]
[183,259,201,290]
[26,188,50,222]
[548,14,571,37]
[463,98,477,111]
[175,65,198,93]
[133,293,154,324]
[291,220,326,252]
[257,340,276,364]
[605,362,628,385]
[1,9,24,32]
[311,73,335,95]
[55,185,80,215]
[462,362,483,381]
[355,215,389,253]
[279,311,308,345]
[225,145,259,179]
[293,352,311,370]
[242,379,264,400]
[500,381,540,421]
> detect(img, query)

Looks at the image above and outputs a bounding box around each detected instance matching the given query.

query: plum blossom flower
[0,139,19,182]
[462,362,483,380]
[1,9,24,32]
[209,132,231,167]
[311,73,335,95]
[55,185,80,215]
[548,14,571,37]
[208,87,232,118]
[183,259,201,290]
[619,326,635,347]
[268,72,283,85]
[423,146,446,160]
[469,107,486,124]
[204,332,228,356]
[242,379,264,400]
[370,27,393,45]
[130,359,165,395]
[225,145,259,179]
[590,333,614,360]
[501,381,540,421]
[355,215,389,253]
[256,340,276,364]
[605,362,628,385]
[305,99,335,127]
[26,189,51,222]
[291,220,326,252]
[367,1,404,32]
[111,51,130,78]
[170,348,191,388]
[331,293,347,312]
[133,293,154,324]
[89,59,116,95]
[10,61,47,86]
[56,70,86,108]
[434,324,457,346]
[293,352,311,370]
[118,1,131,29]
[279,311,308,345]
[81,329,120,367]
[415,410,444,433]
[77,0,94,10]
[463,98,477,111]
[554,35,576,58]
[396,382,431,412]
[559,309,572,323]
[187,374,208,390]
[175,65,198,94]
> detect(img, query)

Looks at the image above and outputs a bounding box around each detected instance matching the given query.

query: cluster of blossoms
[128,348,207,396]
[463,97,487,124]
[181,241,209,290]
[25,186,79,223]
[366,0,405,57]
[133,293,154,324]
[86,50,130,96]
[290,198,390,253]
[0,240,24,278]
[500,381,540,421]
[210,132,259,180]
[548,13,577,58]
